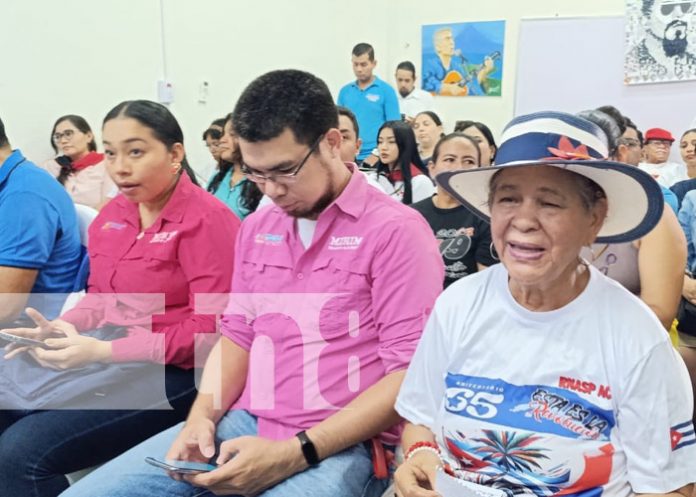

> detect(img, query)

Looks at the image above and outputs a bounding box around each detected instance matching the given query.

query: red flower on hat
[546,136,592,160]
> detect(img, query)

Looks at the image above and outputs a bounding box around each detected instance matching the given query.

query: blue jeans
[0,366,197,497]
[60,410,390,497]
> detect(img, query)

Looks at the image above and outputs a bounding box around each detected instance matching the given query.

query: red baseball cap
[645,128,675,142]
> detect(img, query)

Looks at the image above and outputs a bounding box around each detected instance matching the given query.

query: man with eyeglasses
[639,127,688,187]
[61,69,444,497]
[609,113,680,211]
[0,116,81,326]
[615,118,644,167]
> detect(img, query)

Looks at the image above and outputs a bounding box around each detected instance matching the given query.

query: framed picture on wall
[624,0,696,84]
[421,20,505,97]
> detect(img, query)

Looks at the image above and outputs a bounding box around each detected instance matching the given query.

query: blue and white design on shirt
[440,374,616,497]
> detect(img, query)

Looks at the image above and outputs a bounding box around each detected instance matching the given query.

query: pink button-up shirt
[62,174,240,368]
[222,165,443,443]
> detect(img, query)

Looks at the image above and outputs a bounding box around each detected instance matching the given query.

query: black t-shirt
[411,196,498,287]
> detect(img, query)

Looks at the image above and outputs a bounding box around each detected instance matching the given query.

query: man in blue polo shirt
[0,116,81,324]
[337,42,401,162]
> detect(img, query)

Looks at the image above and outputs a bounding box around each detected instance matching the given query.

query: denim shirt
[678,189,696,273]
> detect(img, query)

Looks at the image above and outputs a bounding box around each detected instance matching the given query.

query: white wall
[0,0,163,166]
[159,0,391,176]
[8,0,690,179]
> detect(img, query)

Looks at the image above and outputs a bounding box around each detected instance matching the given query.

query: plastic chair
[61,204,97,314]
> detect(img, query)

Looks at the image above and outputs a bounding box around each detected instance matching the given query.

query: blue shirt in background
[0,150,82,318]
[671,178,696,210]
[679,190,696,273]
[337,76,401,160]
[207,169,251,220]
[661,185,679,215]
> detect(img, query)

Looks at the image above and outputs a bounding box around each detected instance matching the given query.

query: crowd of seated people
[0,40,695,497]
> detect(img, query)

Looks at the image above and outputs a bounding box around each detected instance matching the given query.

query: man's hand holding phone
[181,435,306,496]
[145,457,217,475]
[164,416,217,481]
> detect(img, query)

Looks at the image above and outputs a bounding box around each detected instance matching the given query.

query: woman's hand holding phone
[2,307,87,368]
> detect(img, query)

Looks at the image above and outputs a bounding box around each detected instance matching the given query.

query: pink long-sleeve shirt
[221,166,444,443]
[62,174,240,368]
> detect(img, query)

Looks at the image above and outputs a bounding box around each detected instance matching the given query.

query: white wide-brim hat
[436,111,664,244]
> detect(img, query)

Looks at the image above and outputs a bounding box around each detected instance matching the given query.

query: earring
[171,162,181,175]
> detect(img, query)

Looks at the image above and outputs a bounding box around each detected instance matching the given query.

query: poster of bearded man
[625,0,696,84]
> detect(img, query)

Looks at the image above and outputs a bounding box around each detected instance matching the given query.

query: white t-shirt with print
[396,263,696,497]
[368,172,435,204]
[638,161,688,187]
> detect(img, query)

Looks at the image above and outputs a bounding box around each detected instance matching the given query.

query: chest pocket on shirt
[312,256,374,339]
[239,249,294,293]
[119,240,181,294]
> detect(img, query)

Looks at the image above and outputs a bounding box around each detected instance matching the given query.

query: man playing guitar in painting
[423,27,497,96]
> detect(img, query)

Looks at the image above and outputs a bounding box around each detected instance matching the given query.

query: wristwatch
[296,430,320,467]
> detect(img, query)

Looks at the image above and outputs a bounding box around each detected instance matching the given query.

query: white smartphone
[0,331,50,349]
[144,457,217,475]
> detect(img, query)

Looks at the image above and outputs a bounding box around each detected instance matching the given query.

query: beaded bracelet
[405,441,441,461]
[406,446,442,462]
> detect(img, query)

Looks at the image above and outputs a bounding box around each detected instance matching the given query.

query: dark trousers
[0,366,197,497]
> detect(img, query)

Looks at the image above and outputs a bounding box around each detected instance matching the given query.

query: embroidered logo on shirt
[366,93,381,102]
[149,231,178,243]
[255,233,284,246]
[671,421,696,451]
[101,221,126,231]
[328,236,363,250]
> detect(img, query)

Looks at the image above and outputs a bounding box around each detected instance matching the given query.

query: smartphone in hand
[145,457,217,475]
[0,331,50,349]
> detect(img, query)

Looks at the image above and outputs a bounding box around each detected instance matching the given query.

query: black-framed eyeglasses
[646,139,672,147]
[241,134,324,184]
[617,137,641,148]
[53,129,76,142]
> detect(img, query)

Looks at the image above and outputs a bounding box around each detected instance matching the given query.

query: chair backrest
[74,204,98,246]
[71,204,98,293]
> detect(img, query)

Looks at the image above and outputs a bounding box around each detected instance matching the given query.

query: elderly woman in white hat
[394,112,695,497]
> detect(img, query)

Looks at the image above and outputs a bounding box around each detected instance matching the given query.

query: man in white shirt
[395,61,435,124]
[639,127,687,187]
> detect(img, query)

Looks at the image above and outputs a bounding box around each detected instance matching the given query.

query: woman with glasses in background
[42,115,116,210]
[201,118,225,184]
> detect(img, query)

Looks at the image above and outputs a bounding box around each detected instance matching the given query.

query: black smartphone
[144,457,217,475]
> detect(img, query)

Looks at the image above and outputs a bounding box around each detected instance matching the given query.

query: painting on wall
[421,20,505,97]
[625,0,696,84]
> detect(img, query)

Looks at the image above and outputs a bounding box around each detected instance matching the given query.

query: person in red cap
[639,127,688,187]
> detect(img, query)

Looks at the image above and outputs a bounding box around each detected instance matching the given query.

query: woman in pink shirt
[42,115,116,210]
[0,100,240,497]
